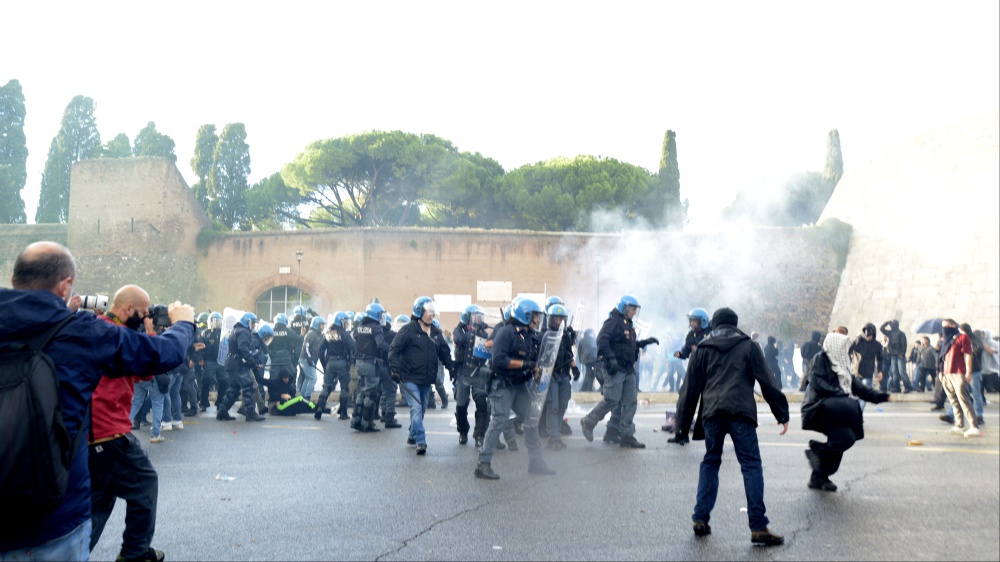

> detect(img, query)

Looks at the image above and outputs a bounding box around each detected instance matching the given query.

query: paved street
[92,397,999,561]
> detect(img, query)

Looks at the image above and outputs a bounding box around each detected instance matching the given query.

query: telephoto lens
[80,295,109,310]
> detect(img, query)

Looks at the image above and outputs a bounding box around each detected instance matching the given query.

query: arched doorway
[256,285,310,321]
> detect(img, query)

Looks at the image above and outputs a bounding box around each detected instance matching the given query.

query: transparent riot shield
[527,323,564,426]
[217,307,246,365]
[571,303,585,333]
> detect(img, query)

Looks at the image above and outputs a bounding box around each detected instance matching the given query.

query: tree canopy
[0,79,28,223]
[35,95,101,223]
[206,123,251,230]
[132,121,176,162]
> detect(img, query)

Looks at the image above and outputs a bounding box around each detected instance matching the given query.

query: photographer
[89,286,180,562]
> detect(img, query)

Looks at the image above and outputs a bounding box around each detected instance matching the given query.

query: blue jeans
[858,377,873,411]
[166,371,184,423]
[298,359,317,401]
[403,382,430,445]
[971,371,984,418]
[694,415,770,531]
[0,519,91,561]
[889,355,912,391]
[131,380,165,438]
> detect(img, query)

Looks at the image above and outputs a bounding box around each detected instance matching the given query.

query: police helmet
[353,312,364,324]
[365,302,385,321]
[196,312,209,327]
[687,307,710,330]
[293,305,307,317]
[239,312,258,328]
[395,314,409,326]
[512,298,543,326]
[257,324,274,339]
[311,316,326,330]
[461,304,484,325]
[381,311,392,326]
[344,310,356,322]
[333,311,350,328]
[431,319,441,329]
[413,296,435,318]
[547,303,569,318]
[546,296,565,309]
[208,311,223,329]
[616,295,640,315]
[273,313,289,326]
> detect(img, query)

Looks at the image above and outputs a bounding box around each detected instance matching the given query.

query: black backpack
[0,315,82,527]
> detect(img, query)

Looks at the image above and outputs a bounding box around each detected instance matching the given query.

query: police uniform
[268,321,300,381]
[582,307,642,446]
[543,324,576,447]
[218,322,265,421]
[316,325,355,420]
[351,317,388,432]
[200,326,229,410]
[378,324,401,427]
[453,322,491,443]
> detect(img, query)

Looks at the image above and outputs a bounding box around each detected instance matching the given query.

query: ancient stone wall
[0,224,68,287]
[65,158,211,304]
[822,112,1000,336]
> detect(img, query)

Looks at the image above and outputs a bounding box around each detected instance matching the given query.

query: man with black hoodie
[670,307,788,546]
[849,323,884,404]
[798,331,823,391]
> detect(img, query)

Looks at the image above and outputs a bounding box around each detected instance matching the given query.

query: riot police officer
[352,303,389,432]
[217,312,265,422]
[315,312,356,420]
[580,295,658,449]
[453,305,490,445]
[542,303,579,450]
[377,311,402,428]
[475,298,554,480]
[200,312,229,411]
[268,313,300,382]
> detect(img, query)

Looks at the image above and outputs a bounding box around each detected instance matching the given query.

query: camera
[149,304,171,327]
[79,295,109,310]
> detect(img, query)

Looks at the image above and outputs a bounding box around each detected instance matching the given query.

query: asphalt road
[91,397,1000,561]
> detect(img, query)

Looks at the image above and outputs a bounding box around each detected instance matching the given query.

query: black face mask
[125,311,145,331]
[942,326,960,339]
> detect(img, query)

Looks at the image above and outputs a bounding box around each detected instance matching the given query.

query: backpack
[0,315,82,527]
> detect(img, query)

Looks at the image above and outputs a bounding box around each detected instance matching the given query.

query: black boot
[350,404,363,431]
[338,396,349,418]
[384,415,402,429]
[362,403,381,432]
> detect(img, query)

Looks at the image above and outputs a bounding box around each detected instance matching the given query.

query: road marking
[262,425,322,430]
[904,446,999,455]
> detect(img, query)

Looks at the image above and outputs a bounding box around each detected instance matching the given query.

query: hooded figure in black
[801,332,889,491]
[849,323,883,391]
[670,307,788,546]
[798,330,823,390]
[764,336,783,389]
[218,315,265,422]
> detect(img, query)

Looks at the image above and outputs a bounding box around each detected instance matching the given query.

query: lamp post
[295,249,303,307]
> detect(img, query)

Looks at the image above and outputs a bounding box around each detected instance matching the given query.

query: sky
[4,0,998,227]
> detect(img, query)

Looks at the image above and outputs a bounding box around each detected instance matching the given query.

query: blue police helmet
[432,319,440,329]
[546,303,569,318]
[395,314,409,325]
[413,296,435,317]
[366,302,385,321]
[333,311,350,328]
[461,304,484,325]
[311,316,326,330]
[381,311,392,326]
[512,298,543,326]
[209,311,222,320]
[293,305,306,316]
[616,295,640,315]
[239,312,258,327]
[353,312,364,324]
[257,324,274,338]
[273,313,289,326]
[688,307,710,330]
[546,296,564,308]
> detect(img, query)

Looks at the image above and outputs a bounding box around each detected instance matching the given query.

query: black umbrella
[914,318,944,334]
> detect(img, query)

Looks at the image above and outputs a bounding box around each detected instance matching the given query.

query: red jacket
[89,314,152,442]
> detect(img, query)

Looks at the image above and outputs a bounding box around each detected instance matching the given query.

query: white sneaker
[951,425,965,435]
[160,423,172,431]
[964,427,982,437]
[150,435,165,443]
[172,421,184,430]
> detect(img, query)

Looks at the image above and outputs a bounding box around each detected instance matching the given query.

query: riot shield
[526,323,564,426]
[571,303,585,333]
[217,307,246,365]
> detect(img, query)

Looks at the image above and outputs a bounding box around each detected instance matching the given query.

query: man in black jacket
[798,330,823,391]
[849,323,884,403]
[671,307,788,546]
[217,313,265,422]
[352,304,390,432]
[388,297,455,455]
[880,320,912,393]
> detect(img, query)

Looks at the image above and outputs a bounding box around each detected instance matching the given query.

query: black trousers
[89,434,158,559]
[810,424,857,477]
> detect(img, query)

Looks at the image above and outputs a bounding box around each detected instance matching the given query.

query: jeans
[970,371,984,419]
[857,377,873,411]
[297,359,317,401]
[89,434,158,559]
[200,361,228,408]
[583,367,637,437]
[888,355,912,391]
[693,415,769,531]
[913,366,936,392]
[166,371,184,423]
[0,519,91,562]
[403,382,430,444]
[131,380,165,438]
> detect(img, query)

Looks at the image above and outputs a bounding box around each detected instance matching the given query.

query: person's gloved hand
[667,433,687,446]
[390,371,401,383]
[522,359,536,371]
[571,366,581,381]
[607,359,623,374]
[449,368,457,383]
[640,337,660,347]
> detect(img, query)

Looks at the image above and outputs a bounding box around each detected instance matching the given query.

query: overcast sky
[5,1,998,227]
